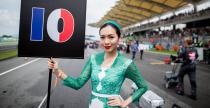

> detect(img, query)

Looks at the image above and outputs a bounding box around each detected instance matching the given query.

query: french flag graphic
[47,8,74,43]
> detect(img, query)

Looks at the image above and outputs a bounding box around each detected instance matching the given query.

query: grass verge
[148,49,177,56]
[0,49,18,61]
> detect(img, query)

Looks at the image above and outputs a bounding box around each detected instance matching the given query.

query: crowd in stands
[126,7,210,32]
[123,7,210,63]
[139,27,210,50]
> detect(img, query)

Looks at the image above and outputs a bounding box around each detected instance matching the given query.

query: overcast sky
[1,0,209,39]
[0,0,118,39]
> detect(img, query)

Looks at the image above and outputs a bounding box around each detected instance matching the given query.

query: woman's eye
[109,36,114,39]
[100,36,105,39]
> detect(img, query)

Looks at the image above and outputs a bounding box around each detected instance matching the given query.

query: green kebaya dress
[62,51,148,108]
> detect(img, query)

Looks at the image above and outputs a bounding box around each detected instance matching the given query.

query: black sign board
[18,0,87,59]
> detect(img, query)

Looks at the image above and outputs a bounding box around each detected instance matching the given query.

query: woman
[48,20,148,108]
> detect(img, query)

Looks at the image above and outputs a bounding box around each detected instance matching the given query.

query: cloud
[85,0,118,39]
[0,9,20,36]
[86,0,116,22]
[0,9,19,27]
[0,0,20,36]
[0,0,118,37]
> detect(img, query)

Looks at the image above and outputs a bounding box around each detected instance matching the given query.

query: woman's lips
[104,46,111,49]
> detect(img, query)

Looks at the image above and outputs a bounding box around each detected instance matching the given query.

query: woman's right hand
[48,58,67,80]
[48,58,59,75]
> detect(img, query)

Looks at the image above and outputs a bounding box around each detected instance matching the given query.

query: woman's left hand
[107,96,127,108]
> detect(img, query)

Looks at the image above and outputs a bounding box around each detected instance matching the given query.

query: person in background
[48,20,148,108]
[176,40,198,100]
[126,41,130,54]
[130,41,139,60]
[207,40,210,64]
[166,41,170,51]
[138,41,144,60]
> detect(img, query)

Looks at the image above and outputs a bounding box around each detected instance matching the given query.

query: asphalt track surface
[0,48,209,108]
[127,51,210,108]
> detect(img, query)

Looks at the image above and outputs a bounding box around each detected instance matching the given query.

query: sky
[1,0,210,39]
[0,0,118,40]
[86,0,118,40]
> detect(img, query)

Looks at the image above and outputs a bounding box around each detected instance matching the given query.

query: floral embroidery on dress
[89,98,104,108]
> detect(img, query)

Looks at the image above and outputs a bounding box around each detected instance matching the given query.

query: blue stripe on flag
[31,7,45,41]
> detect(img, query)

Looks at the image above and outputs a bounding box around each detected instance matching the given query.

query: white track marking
[0,58,40,76]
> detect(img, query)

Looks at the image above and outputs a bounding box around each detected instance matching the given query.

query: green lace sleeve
[62,56,92,90]
[125,61,148,102]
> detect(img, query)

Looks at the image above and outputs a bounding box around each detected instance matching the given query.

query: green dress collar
[95,51,121,68]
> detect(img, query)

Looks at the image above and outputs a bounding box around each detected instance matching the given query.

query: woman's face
[99,25,120,53]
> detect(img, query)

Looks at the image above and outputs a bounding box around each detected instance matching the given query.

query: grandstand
[89,0,210,63]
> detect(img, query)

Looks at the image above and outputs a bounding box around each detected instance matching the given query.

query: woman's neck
[104,49,117,59]
[101,49,118,68]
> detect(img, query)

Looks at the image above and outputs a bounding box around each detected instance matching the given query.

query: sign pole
[46,68,53,108]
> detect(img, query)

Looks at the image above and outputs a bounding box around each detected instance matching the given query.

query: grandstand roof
[88,0,202,28]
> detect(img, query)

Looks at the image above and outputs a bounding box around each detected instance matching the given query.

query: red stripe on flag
[60,9,74,42]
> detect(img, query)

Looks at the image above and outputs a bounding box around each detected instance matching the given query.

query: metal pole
[46,68,52,108]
